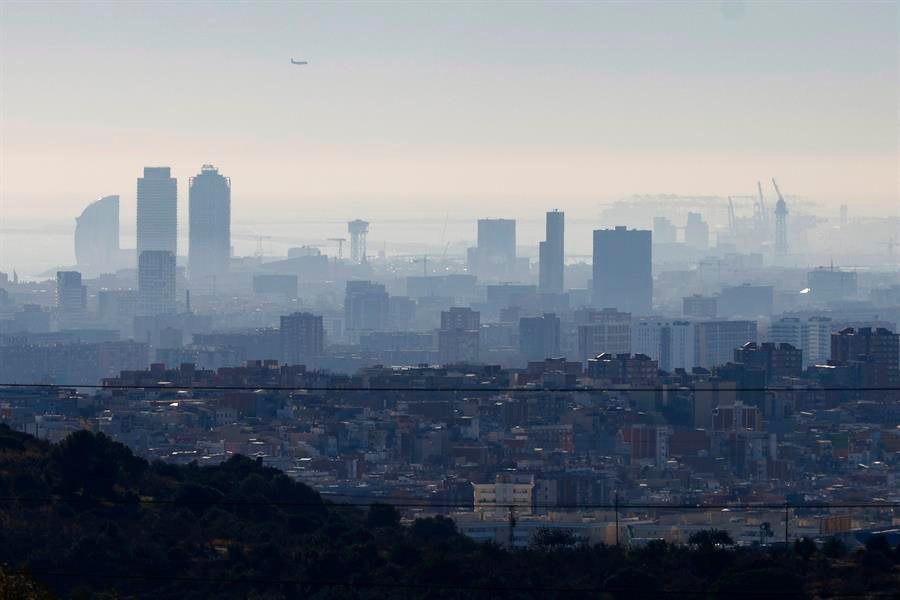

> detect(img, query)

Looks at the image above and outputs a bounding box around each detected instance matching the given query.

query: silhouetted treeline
[0,425,897,599]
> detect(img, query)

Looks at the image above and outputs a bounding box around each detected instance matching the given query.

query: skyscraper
[138,251,176,316]
[137,167,177,258]
[539,210,564,294]
[684,212,709,249]
[280,312,324,365]
[652,216,677,245]
[632,318,695,372]
[519,313,561,361]
[188,165,231,281]
[56,271,87,313]
[592,226,652,315]
[774,183,788,259]
[344,281,389,338]
[804,316,832,367]
[74,195,120,274]
[438,307,480,364]
[467,218,516,280]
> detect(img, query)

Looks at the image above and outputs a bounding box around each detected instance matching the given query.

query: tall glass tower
[137,167,177,259]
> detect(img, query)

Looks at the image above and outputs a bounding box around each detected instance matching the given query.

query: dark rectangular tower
[592,226,652,315]
[539,210,564,294]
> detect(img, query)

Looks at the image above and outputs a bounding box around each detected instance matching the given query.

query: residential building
[576,308,631,365]
[519,313,561,361]
[56,271,87,314]
[280,312,324,365]
[694,320,757,369]
[683,295,717,319]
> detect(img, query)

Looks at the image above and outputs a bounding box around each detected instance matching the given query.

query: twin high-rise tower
[135,164,231,279]
[137,167,178,256]
[133,165,231,313]
[188,165,231,281]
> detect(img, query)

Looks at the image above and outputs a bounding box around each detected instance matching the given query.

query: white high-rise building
[803,316,832,367]
[768,317,803,348]
[768,315,832,367]
[137,167,177,259]
[576,308,632,364]
[632,318,695,371]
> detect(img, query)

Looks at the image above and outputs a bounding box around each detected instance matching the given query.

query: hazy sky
[1,0,898,221]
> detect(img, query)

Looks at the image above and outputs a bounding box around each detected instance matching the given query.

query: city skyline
[1,3,899,595]
[1,1,897,222]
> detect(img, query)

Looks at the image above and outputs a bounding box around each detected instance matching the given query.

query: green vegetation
[0,425,897,599]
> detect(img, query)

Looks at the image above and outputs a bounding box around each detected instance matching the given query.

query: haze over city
[1,2,899,598]
[2,1,898,274]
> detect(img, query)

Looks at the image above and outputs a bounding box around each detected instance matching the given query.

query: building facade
[519,313,561,361]
[694,320,757,369]
[592,227,652,315]
[137,167,177,258]
[538,210,564,294]
[138,250,176,316]
[74,195,120,275]
[188,165,231,282]
[280,312,324,365]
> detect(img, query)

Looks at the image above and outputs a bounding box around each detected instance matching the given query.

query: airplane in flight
[291,59,308,65]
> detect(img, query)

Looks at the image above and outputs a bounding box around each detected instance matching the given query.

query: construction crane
[254,235,272,259]
[772,178,785,204]
[757,181,768,229]
[412,256,429,276]
[772,178,789,259]
[327,238,347,261]
[727,197,736,233]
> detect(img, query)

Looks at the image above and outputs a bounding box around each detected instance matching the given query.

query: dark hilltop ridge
[0,424,897,599]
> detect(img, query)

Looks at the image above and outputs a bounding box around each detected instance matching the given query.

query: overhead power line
[1,495,896,511]
[3,382,899,393]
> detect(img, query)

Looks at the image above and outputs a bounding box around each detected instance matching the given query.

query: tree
[0,566,55,600]
[49,430,146,498]
[366,502,401,529]
[688,529,734,550]
[604,567,660,599]
[529,527,583,550]
[822,536,847,559]
[864,534,893,557]
[794,537,817,560]
[714,568,805,599]
[409,516,457,543]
